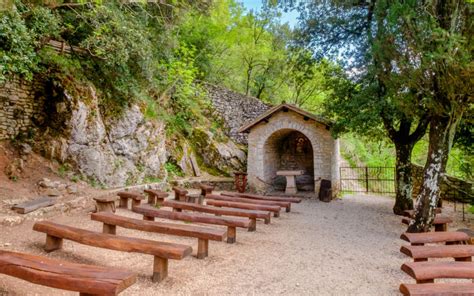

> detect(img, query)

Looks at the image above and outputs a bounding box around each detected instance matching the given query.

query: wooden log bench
[33,221,192,283]
[206,199,281,218]
[0,250,137,295]
[91,212,226,259]
[400,245,474,262]
[221,191,302,203]
[400,283,474,296]
[401,261,474,283]
[144,189,169,206]
[401,215,453,232]
[403,208,442,218]
[93,195,118,213]
[199,184,214,197]
[133,205,250,243]
[221,192,295,212]
[172,187,188,202]
[117,192,145,210]
[401,231,469,245]
[163,200,271,231]
[208,193,292,213]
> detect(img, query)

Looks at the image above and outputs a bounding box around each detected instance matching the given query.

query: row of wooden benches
[0,186,302,295]
[398,209,474,295]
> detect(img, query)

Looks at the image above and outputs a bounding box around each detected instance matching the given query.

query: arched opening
[263,129,314,192]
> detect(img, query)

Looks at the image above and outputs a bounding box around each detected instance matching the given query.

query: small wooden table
[276,170,304,194]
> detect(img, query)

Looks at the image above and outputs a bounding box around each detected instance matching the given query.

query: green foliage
[164,161,184,178]
[143,176,161,184]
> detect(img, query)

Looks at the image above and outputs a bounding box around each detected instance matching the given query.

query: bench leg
[274,211,280,218]
[152,256,168,283]
[286,204,291,213]
[414,258,428,262]
[119,197,128,209]
[95,201,116,213]
[45,235,63,252]
[455,257,471,262]
[264,216,271,224]
[102,223,116,235]
[434,223,447,232]
[227,226,236,244]
[248,218,256,232]
[143,215,155,221]
[132,199,141,208]
[416,279,434,284]
[197,238,209,259]
[147,195,156,205]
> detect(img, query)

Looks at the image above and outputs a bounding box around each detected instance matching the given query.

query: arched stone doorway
[263,129,314,192]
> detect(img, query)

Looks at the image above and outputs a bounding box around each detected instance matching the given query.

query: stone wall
[411,164,473,202]
[0,77,45,140]
[205,83,270,144]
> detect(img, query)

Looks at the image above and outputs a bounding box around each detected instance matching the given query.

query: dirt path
[0,193,472,295]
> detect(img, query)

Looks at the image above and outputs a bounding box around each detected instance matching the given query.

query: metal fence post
[365,167,369,193]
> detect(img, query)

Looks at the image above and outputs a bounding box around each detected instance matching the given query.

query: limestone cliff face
[1,77,268,186]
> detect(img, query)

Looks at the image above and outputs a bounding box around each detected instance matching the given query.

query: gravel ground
[0,193,471,296]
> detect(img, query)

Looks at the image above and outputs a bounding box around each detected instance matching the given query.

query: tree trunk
[407,114,460,232]
[393,142,415,215]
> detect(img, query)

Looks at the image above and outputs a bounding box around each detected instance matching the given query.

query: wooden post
[455,257,471,262]
[102,223,116,235]
[286,204,291,213]
[264,216,271,224]
[152,256,168,283]
[274,211,280,218]
[94,198,116,213]
[197,238,209,259]
[416,279,434,284]
[434,223,447,232]
[132,198,141,208]
[119,197,128,209]
[147,195,156,205]
[227,226,236,244]
[45,235,63,252]
[248,218,257,232]
[143,215,155,221]
[365,167,369,193]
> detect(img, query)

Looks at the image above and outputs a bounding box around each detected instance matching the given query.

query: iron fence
[340,166,395,195]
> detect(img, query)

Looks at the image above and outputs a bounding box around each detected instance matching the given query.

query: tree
[286,0,430,215]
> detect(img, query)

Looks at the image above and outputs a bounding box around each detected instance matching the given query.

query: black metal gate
[340,167,395,195]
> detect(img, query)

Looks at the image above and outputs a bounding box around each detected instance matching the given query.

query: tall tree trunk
[393,142,415,215]
[407,113,461,232]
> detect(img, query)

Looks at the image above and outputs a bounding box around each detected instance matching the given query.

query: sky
[240,0,300,28]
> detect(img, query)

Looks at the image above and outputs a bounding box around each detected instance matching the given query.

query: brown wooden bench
[163,200,271,231]
[403,208,442,218]
[33,221,192,283]
[400,245,474,262]
[91,212,226,259]
[133,205,250,243]
[221,192,294,212]
[117,191,145,209]
[401,231,469,245]
[400,283,474,296]
[401,261,474,283]
[0,250,136,295]
[208,193,292,213]
[172,187,188,202]
[401,215,453,232]
[144,189,169,206]
[222,191,302,203]
[206,199,281,217]
[94,195,118,213]
[199,184,214,196]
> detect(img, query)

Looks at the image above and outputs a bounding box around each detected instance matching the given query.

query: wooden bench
[221,192,295,212]
[144,189,169,206]
[401,231,469,245]
[0,250,137,295]
[403,208,442,218]
[117,192,145,209]
[400,283,474,296]
[33,221,192,283]
[199,184,214,196]
[208,193,292,213]
[221,191,302,203]
[172,187,188,202]
[401,215,453,232]
[91,212,226,259]
[206,199,281,217]
[133,205,250,243]
[400,245,474,261]
[94,195,118,213]
[163,200,271,231]
[401,261,474,283]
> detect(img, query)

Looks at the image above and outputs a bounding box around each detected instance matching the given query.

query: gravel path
[0,193,469,295]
